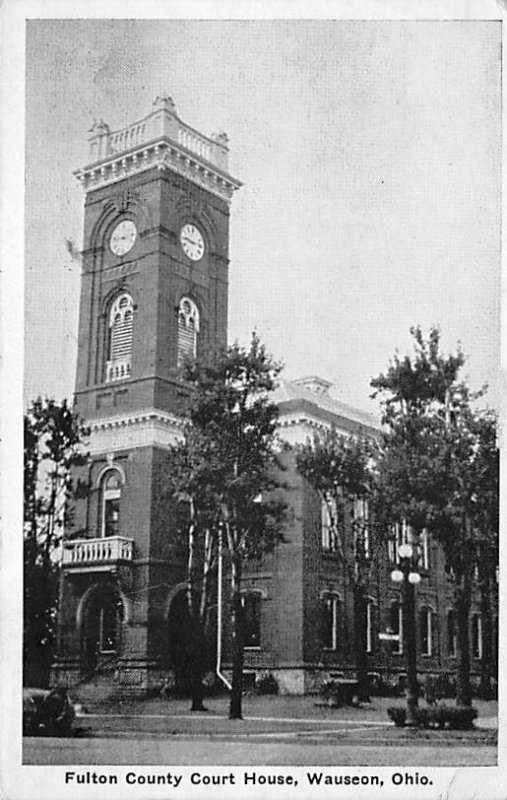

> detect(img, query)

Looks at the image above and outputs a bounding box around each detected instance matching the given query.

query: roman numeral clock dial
[180,223,205,261]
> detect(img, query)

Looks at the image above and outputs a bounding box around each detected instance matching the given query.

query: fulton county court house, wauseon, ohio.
[50,97,494,697]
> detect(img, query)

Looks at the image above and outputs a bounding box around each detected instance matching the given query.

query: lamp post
[391,542,421,726]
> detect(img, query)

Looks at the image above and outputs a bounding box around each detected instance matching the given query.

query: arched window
[241,592,262,649]
[321,593,341,651]
[100,470,122,538]
[419,607,433,656]
[177,297,200,366]
[107,293,134,381]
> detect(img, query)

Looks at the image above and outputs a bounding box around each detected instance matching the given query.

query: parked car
[23,687,75,736]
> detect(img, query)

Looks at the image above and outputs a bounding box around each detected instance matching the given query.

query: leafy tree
[164,427,221,711]
[295,428,379,701]
[372,327,498,707]
[467,410,498,698]
[24,398,89,686]
[167,334,287,719]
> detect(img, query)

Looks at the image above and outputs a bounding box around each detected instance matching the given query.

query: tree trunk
[479,572,494,700]
[187,618,207,712]
[455,575,472,707]
[229,556,244,720]
[353,586,370,702]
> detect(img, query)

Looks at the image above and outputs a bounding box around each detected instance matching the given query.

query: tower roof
[74,96,242,203]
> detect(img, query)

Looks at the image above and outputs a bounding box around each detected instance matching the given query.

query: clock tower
[52,96,241,692]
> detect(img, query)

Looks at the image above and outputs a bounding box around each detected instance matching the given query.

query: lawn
[71,682,498,743]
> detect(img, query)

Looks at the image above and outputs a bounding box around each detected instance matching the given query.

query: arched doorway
[80,583,124,677]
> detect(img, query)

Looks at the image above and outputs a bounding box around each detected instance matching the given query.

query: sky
[24,19,501,414]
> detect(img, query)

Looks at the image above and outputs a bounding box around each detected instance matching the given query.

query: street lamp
[391,542,421,726]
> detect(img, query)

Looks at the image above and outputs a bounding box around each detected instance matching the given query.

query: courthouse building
[51,98,490,695]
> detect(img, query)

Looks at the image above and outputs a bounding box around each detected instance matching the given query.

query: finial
[153,95,176,113]
[211,131,229,147]
[88,119,110,135]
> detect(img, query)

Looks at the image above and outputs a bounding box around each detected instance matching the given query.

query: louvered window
[106,293,133,382]
[177,297,200,367]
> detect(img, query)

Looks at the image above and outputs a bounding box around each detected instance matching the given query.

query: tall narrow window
[107,293,133,382]
[472,614,483,659]
[242,592,261,649]
[322,594,341,650]
[388,521,410,562]
[420,608,432,656]
[321,496,339,553]
[353,498,370,559]
[447,610,457,657]
[177,297,200,366]
[100,470,122,538]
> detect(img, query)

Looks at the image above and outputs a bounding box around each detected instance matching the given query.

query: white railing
[63,536,134,566]
[177,126,212,162]
[109,123,147,155]
[106,360,131,382]
[88,98,229,171]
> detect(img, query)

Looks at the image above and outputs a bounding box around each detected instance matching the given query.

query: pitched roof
[272,378,380,433]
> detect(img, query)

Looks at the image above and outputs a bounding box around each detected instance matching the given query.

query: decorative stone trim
[87,409,185,453]
[277,413,351,444]
[75,138,241,205]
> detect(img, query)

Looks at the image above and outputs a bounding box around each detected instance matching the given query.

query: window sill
[244,646,261,651]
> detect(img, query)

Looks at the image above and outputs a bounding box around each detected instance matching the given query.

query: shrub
[387,704,478,729]
[320,680,359,707]
[256,672,279,695]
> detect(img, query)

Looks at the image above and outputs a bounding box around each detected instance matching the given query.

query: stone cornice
[85,409,186,454]
[88,409,186,433]
[75,137,242,205]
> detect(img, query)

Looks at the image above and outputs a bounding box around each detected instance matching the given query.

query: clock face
[180,223,205,261]
[110,220,137,256]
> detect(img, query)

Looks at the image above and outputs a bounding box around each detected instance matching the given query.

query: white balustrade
[109,123,147,155]
[83,99,237,195]
[177,126,211,162]
[63,536,134,566]
[102,112,225,168]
